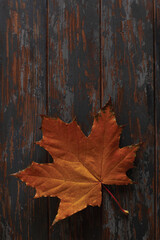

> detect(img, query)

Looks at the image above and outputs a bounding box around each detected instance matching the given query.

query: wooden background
[0,0,159,239]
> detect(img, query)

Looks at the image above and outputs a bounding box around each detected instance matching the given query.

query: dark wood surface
[48,1,101,239]
[0,1,48,239]
[101,1,155,239]
[155,1,160,239]
[0,0,158,239]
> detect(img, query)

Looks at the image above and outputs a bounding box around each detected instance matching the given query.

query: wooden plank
[48,0,101,239]
[0,1,48,239]
[101,0,154,239]
[154,1,160,239]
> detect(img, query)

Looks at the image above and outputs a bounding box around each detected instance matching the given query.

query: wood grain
[101,0,155,239]
[0,0,158,239]
[0,1,48,239]
[154,1,160,239]
[48,0,101,239]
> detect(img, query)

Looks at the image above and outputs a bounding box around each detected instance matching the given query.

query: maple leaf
[13,101,140,225]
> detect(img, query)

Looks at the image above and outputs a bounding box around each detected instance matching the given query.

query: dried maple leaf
[13,101,140,225]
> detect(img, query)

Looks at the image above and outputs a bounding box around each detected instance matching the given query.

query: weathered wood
[101,0,154,239]
[48,0,101,239]
[155,1,160,239]
[0,1,48,239]
[0,0,158,239]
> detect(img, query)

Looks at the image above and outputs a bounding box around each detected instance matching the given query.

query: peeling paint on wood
[0,0,159,239]
[101,0,155,239]
[154,0,160,239]
[48,1,101,239]
[0,1,48,239]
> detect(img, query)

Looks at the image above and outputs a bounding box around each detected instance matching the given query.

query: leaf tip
[34,193,39,199]
[101,97,112,112]
[36,140,42,147]
[11,170,22,178]
[51,219,57,229]
[10,172,17,177]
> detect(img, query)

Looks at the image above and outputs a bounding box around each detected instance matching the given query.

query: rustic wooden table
[0,0,159,239]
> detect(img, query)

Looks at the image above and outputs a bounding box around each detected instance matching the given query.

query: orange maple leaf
[13,101,140,225]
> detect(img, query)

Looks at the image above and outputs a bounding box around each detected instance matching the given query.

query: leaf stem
[102,184,129,215]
